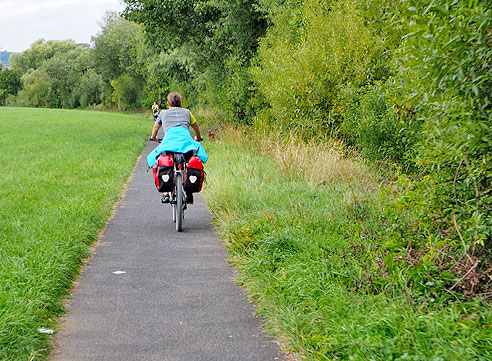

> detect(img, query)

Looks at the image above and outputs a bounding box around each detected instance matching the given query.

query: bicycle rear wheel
[175,172,184,232]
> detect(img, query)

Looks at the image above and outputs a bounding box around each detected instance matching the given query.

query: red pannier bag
[184,155,204,193]
[152,154,174,192]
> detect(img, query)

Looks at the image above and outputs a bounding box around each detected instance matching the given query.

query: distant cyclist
[152,102,160,122]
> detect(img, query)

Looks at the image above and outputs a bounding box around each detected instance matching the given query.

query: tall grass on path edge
[0,107,149,360]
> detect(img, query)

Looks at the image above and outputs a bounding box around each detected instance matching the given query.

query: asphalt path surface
[51,140,285,361]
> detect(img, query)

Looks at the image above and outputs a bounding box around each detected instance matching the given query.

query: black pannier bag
[152,154,174,192]
[184,155,204,193]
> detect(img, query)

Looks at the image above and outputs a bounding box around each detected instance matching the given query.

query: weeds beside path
[202,128,492,360]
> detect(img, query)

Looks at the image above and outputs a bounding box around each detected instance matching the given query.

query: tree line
[0,13,150,110]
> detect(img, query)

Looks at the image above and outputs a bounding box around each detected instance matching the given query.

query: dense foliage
[386,0,492,298]
[3,0,490,358]
[0,68,21,105]
[123,0,268,121]
[244,0,492,300]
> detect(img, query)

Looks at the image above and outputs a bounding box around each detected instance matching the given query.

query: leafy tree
[8,15,152,110]
[252,0,398,138]
[0,69,22,105]
[144,54,171,106]
[109,74,145,110]
[123,0,217,52]
[8,40,93,108]
[17,46,91,108]
[92,13,148,108]
[44,48,90,107]
[74,69,104,108]
[10,39,79,76]
[123,0,268,121]
[92,13,146,82]
[19,68,53,107]
[204,0,268,121]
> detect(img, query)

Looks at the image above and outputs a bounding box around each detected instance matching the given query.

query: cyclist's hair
[167,92,182,107]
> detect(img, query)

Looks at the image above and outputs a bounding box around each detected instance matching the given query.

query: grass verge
[202,127,492,360]
[0,107,149,360]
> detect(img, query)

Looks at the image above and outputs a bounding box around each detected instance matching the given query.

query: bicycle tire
[172,200,176,223]
[175,172,183,232]
[172,190,177,223]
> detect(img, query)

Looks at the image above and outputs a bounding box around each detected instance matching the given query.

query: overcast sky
[0,0,126,53]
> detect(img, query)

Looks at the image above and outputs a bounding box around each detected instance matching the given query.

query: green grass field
[202,137,492,360]
[0,107,149,360]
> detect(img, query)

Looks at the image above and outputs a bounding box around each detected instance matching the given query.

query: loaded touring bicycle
[151,148,205,232]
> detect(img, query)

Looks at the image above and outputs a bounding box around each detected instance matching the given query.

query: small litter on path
[38,328,54,334]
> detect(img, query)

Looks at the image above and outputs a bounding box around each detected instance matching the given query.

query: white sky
[0,0,126,53]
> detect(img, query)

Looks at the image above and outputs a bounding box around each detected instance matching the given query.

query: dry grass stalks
[218,124,379,194]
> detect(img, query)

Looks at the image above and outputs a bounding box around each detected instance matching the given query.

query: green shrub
[340,81,421,166]
[252,0,397,140]
[385,0,492,297]
[74,69,103,108]
[0,69,22,106]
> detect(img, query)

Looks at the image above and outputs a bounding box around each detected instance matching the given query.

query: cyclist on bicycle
[152,101,160,121]
[150,92,202,142]
[148,92,207,204]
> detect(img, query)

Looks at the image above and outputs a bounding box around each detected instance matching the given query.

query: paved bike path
[51,141,285,361]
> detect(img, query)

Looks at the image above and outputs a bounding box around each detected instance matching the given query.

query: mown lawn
[0,107,150,360]
[202,137,492,361]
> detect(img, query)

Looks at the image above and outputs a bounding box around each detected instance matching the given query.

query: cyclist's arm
[191,122,202,140]
[151,121,161,141]
[190,112,202,140]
